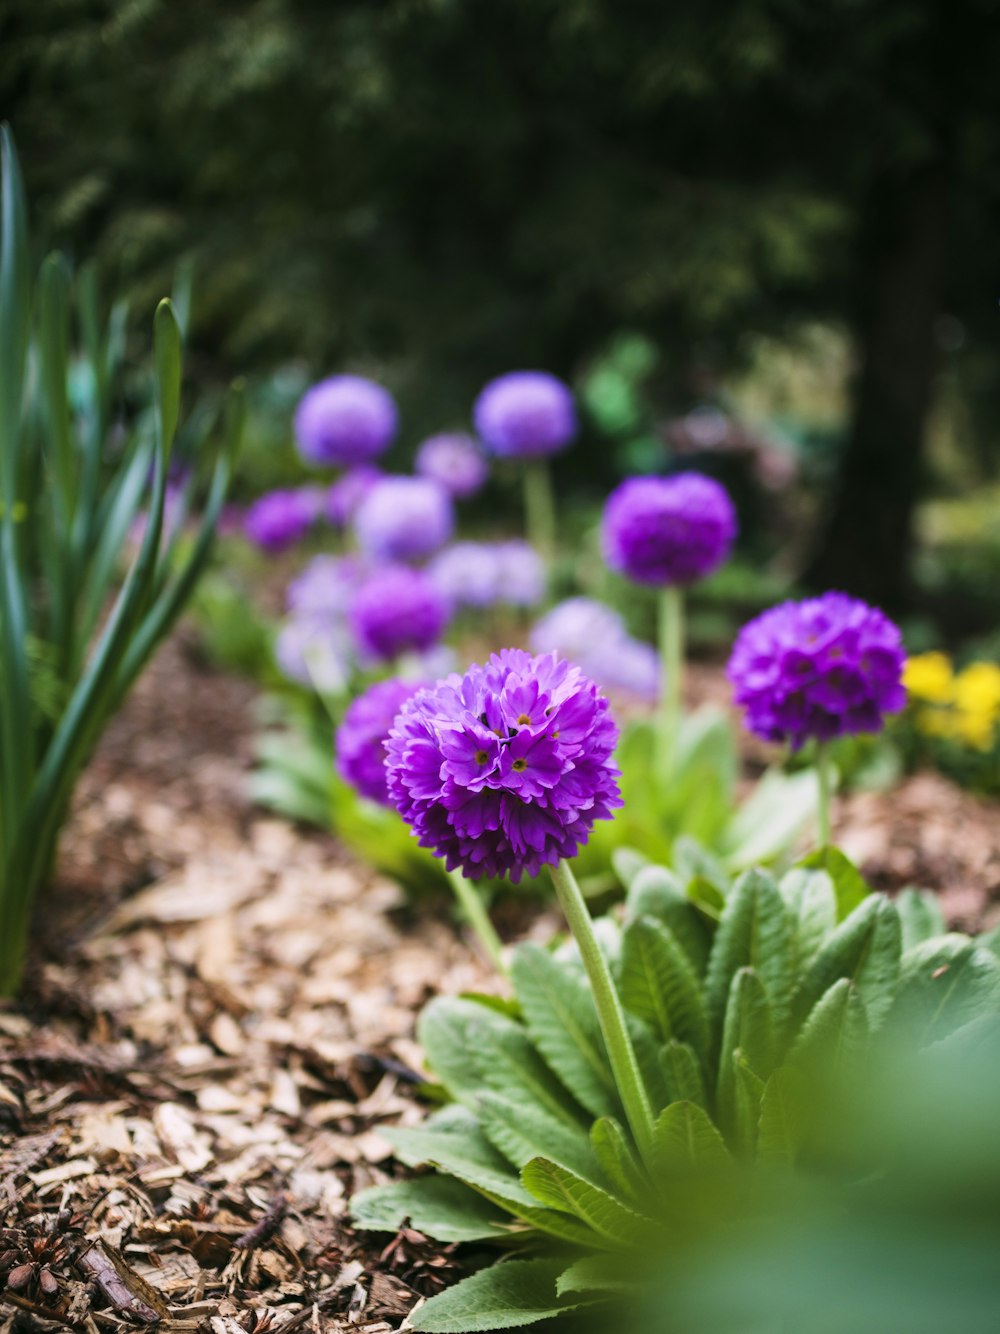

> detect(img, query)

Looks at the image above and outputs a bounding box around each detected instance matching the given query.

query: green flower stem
[549,859,655,1163]
[657,585,684,780]
[815,741,833,847]
[447,868,507,975]
[523,460,557,562]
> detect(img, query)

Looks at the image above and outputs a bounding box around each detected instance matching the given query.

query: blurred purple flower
[496,540,546,606]
[386,649,622,882]
[326,466,382,527]
[602,472,737,586]
[350,565,450,661]
[531,597,660,702]
[285,554,367,618]
[727,591,907,749]
[244,488,319,552]
[354,475,454,563]
[427,540,546,611]
[474,371,577,459]
[415,432,490,499]
[336,677,425,805]
[294,375,398,467]
[275,617,354,694]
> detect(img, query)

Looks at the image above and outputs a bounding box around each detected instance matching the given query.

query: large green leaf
[410,1258,592,1332]
[721,766,818,870]
[715,968,775,1139]
[590,1117,645,1206]
[791,895,901,1029]
[895,888,946,953]
[386,1107,532,1207]
[652,1101,730,1172]
[625,863,711,974]
[473,1024,591,1129]
[351,1176,514,1242]
[521,1157,650,1245]
[620,917,710,1059]
[779,865,838,971]
[790,977,869,1073]
[478,1092,602,1183]
[756,1067,800,1166]
[704,868,793,1038]
[658,1039,706,1108]
[796,846,869,920]
[890,935,1000,1044]
[418,996,520,1107]
[511,944,619,1119]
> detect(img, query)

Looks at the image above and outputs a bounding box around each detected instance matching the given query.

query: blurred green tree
[2,0,997,605]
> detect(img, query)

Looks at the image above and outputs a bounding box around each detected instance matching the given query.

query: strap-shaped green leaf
[351,1176,513,1242]
[409,1258,593,1332]
[757,1066,801,1166]
[620,916,710,1059]
[705,868,793,1038]
[37,254,73,528]
[520,1157,650,1245]
[386,1110,535,1209]
[153,298,182,457]
[659,1039,706,1108]
[652,1101,730,1172]
[716,967,775,1136]
[511,943,619,1119]
[590,1117,645,1205]
[722,766,819,870]
[791,894,901,1030]
[779,865,838,970]
[790,977,869,1073]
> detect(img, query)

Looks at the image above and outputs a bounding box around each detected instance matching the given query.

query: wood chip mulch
[2,632,997,1332]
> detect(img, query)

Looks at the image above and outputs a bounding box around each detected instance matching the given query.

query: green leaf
[351,1176,513,1242]
[620,917,710,1060]
[790,977,869,1073]
[704,868,793,1037]
[674,835,730,896]
[791,895,901,1030]
[611,846,649,890]
[410,1258,591,1332]
[520,1157,649,1245]
[590,1117,645,1205]
[687,875,725,924]
[386,1107,532,1208]
[658,1039,706,1108]
[153,298,182,456]
[556,1254,635,1297]
[731,1051,767,1157]
[721,766,819,870]
[890,935,1000,1044]
[757,1067,801,1166]
[511,944,619,1119]
[0,124,30,494]
[626,863,712,973]
[716,968,775,1139]
[37,253,73,523]
[478,1092,602,1183]
[418,996,520,1107]
[652,1101,730,1172]
[895,887,946,952]
[797,846,869,920]
[472,1022,589,1130]
[779,865,838,970]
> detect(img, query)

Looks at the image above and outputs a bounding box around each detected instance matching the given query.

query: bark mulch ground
[2,632,998,1332]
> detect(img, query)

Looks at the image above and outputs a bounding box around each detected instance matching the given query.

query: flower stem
[523,460,557,562]
[657,585,684,780]
[815,742,833,847]
[447,869,507,975]
[549,859,656,1163]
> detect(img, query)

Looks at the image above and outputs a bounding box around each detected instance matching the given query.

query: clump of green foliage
[0,127,242,994]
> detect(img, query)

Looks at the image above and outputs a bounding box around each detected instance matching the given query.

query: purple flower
[531,598,660,702]
[496,540,547,606]
[473,371,577,459]
[350,565,450,661]
[294,375,398,467]
[326,466,382,526]
[275,617,354,694]
[428,540,546,611]
[386,649,623,882]
[286,554,366,618]
[353,475,454,563]
[602,473,737,586]
[244,488,319,552]
[415,433,489,499]
[336,677,424,805]
[727,591,907,749]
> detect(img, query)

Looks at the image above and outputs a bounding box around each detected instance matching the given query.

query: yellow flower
[903,652,954,704]
[952,662,1000,751]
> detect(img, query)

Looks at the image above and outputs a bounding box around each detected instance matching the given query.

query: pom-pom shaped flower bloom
[473,371,577,459]
[727,591,906,749]
[350,565,450,662]
[336,677,423,805]
[386,649,623,882]
[353,475,454,563]
[602,472,737,586]
[244,488,320,552]
[286,554,366,618]
[416,432,489,499]
[294,375,398,467]
[531,598,660,702]
[326,466,382,527]
[428,540,546,611]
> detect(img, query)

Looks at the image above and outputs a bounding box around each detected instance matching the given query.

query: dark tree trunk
[804,163,950,610]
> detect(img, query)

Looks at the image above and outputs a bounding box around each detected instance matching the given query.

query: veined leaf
[472,1024,590,1130]
[722,766,818,870]
[556,1254,636,1297]
[478,1092,602,1183]
[704,868,793,1038]
[890,935,1000,1044]
[797,846,869,920]
[659,1039,706,1108]
[716,968,775,1138]
[386,1108,532,1208]
[779,866,837,971]
[351,1176,513,1242]
[791,894,901,1029]
[674,835,730,895]
[521,1157,650,1245]
[895,888,946,953]
[590,1117,645,1205]
[731,1052,766,1157]
[626,862,711,975]
[620,917,710,1059]
[511,944,619,1119]
[790,977,869,1073]
[418,995,521,1106]
[410,1258,592,1332]
[652,1101,730,1172]
[757,1067,801,1167]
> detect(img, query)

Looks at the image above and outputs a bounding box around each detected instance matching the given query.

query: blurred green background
[3,0,999,627]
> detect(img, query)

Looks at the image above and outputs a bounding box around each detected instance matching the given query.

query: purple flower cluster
[415,433,489,499]
[727,591,907,749]
[350,565,450,662]
[326,466,382,527]
[354,475,454,562]
[295,375,398,467]
[386,649,623,882]
[428,540,546,611]
[530,598,660,703]
[474,372,577,459]
[602,472,737,586]
[336,677,423,805]
[244,487,322,552]
[275,554,369,690]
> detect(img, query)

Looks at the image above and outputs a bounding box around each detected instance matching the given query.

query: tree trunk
[804,164,950,610]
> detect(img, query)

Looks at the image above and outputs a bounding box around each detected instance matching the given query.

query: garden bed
[2,627,998,1331]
